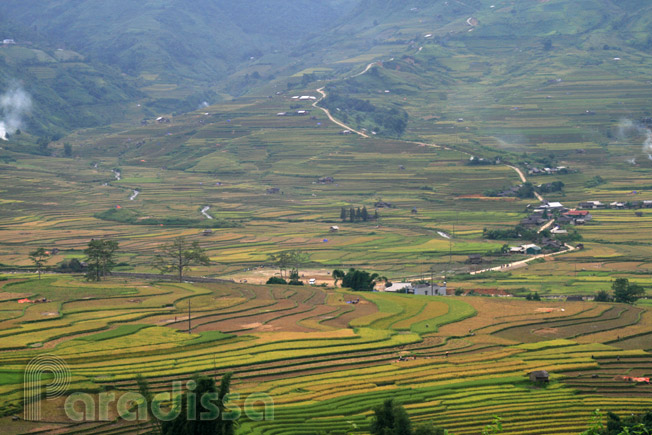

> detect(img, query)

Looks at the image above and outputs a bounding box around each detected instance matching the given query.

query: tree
[333,268,382,291]
[594,290,612,302]
[612,278,645,304]
[350,207,355,223]
[287,270,304,286]
[356,207,362,222]
[136,374,161,435]
[482,416,503,435]
[340,207,347,222]
[332,269,345,287]
[371,399,412,435]
[532,292,541,301]
[267,250,309,280]
[63,142,72,157]
[371,400,447,435]
[161,373,237,435]
[266,276,287,285]
[29,248,49,280]
[154,237,210,282]
[362,206,369,222]
[84,239,119,281]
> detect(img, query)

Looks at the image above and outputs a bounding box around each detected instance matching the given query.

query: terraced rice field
[0,275,650,434]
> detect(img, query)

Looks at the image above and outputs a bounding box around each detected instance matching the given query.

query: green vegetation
[612,278,645,304]
[28,247,48,279]
[84,239,119,281]
[96,207,240,229]
[154,236,211,282]
[334,268,383,291]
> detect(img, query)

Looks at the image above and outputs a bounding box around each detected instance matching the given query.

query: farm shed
[529,370,549,383]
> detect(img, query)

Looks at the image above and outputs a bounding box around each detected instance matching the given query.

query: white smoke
[0,85,32,140]
[618,118,652,156]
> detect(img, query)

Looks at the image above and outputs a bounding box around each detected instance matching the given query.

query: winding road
[201,206,214,220]
[470,244,577,275]
[313,88,369,138]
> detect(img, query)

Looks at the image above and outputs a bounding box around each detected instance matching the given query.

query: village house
[466,254,483,264]
[529,370,550,383]
[266,187,281,194]
[384,282,413,293]
[563,210,592,224]
[413,283,447,296]
[374,201,393,208]
[541,237,564,251]
[329,226,339,232]
[541,201,566,211]
[522,244,542,255]
[578,201,604,209]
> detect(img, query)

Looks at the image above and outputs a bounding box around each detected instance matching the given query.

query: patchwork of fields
[0,276,650,434]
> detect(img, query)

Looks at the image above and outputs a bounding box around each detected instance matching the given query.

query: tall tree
[371,399,412,435]
[332,269,345,287]
[161,373,236,435]
[136,374,162,435]
[267,250,309,280]
[84,239,119,281]
[333,268,383,291]
[612,278,645,304]
[356,207,362,222]
[362,206,369,222]
[29,247,48,280]
[349,207,355,223]
[154,237,210,282]
[340,207,347,222]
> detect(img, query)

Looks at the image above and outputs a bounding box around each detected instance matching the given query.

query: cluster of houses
[277,110,311,116]
[2,39,16,45]
[318,176,335,184]
[384,281,448,296]
[526,165,570,175]
[521,202,594,228]
[578,200,652,210]
[291,95,317,101]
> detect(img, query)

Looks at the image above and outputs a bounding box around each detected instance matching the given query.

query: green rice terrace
[0,275,651,434]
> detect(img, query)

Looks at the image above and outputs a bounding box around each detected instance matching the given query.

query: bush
[266,277,287,285]
[96,207,240,228]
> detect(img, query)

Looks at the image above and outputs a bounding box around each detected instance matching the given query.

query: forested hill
[0,0,359,83]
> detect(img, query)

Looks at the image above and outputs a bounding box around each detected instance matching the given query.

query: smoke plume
[0,85,32,141]
[618,118,652,156]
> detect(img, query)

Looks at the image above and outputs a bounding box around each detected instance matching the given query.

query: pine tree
[356,207,362,222]
[350,208,355,223]
[362,206,369,222]
[340,207,347,222]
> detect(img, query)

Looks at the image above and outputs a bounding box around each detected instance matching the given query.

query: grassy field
[0,275,650,434]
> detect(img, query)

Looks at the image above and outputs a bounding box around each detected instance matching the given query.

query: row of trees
[29,237,211,283]
[340,206,378,223]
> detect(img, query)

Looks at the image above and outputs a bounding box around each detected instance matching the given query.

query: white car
[309,278,316,285]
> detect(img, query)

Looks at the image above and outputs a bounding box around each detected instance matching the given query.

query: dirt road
[313,87,369,138]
